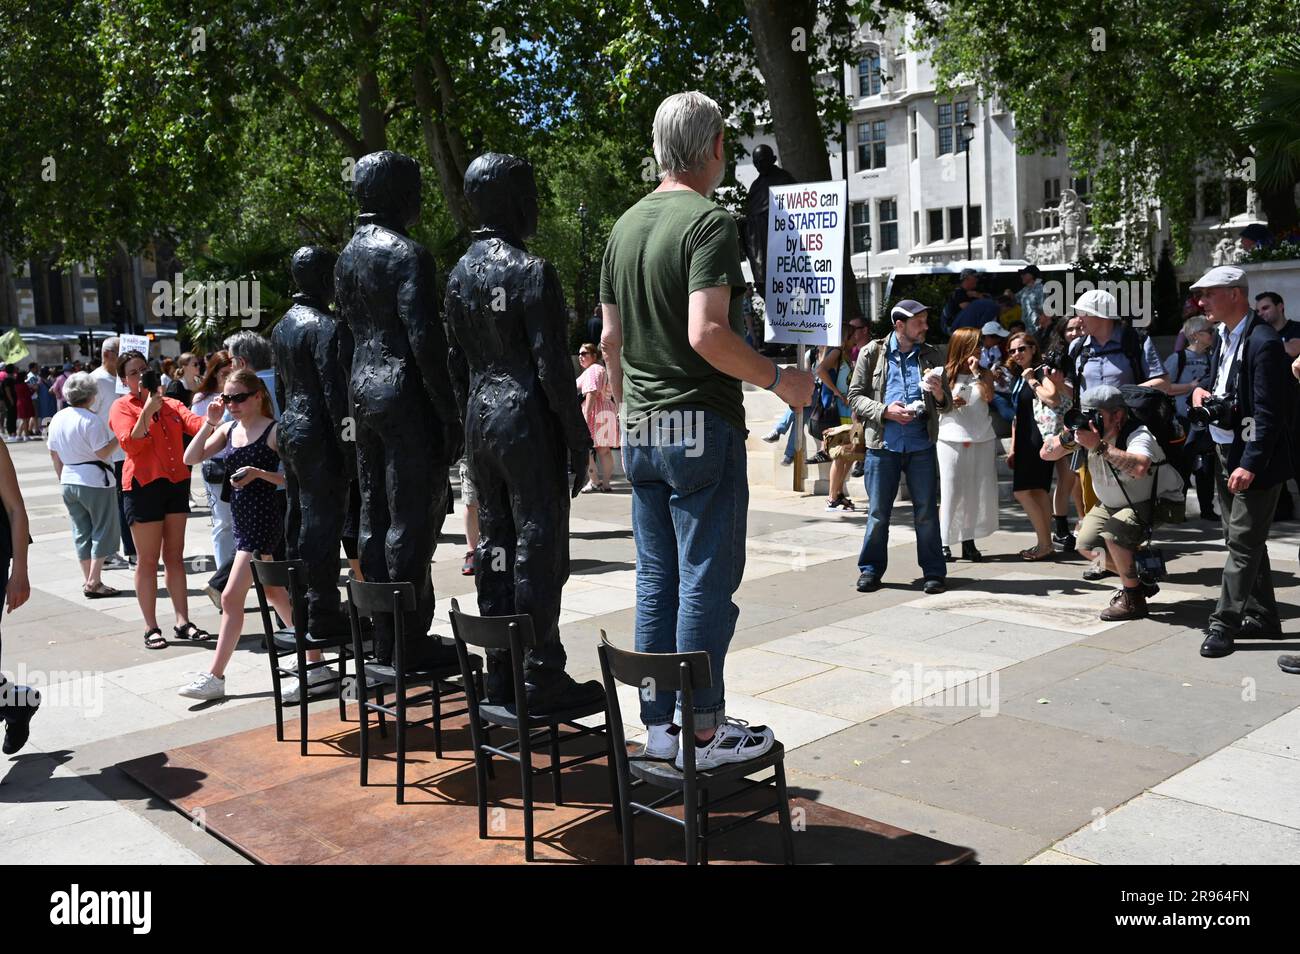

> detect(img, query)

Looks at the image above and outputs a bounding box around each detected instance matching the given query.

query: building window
[928,209,944,243]
[913,210,920,246]
[1069,175,1091,203]
[856,282,871,320]
[968,205,982,239]
[858,50,882,96]
[851,202,871,254]
[1203,181,1223,221]
[1044,178,1061,207]
[908,110,918,161]
[877,198,898,251]
[937,100,970,155]
[948,207,965,241]
[1228,179,1249,218]
[856,120,886,170]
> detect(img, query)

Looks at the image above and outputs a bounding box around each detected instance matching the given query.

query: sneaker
[643,723,681,760]
[826,497,844,512]
[204,584,223,612]
[1278,654,1300,675]
[1052,531,1077,551]
[1098,587,1147,621]
[780,455,793,466]
[178,672,226,700]
[102,554,130,571]
[760,431,781,444]
[676,718,775,770]
[281,665,337,704]
[807,450,831,465]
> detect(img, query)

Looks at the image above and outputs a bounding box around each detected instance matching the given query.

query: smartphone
[232,466,252,483]
[141,369,161,392]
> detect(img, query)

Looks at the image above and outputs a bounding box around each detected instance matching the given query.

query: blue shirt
[950,297,1000,332]
[882,333,931,452]
[1076,330,1165,392]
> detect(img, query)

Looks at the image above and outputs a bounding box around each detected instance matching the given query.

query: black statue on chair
[335,150,462,667]
[445,152,602,713]
[271,245,353,638]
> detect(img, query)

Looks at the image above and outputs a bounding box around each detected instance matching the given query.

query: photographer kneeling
[1041,385,1183,621]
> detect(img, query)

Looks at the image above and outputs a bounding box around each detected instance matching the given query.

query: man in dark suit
[1190,265,1294,657]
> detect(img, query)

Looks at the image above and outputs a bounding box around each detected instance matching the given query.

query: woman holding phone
[177,369,323,701]
[109,350,209,649]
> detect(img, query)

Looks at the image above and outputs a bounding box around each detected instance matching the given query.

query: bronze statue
[445,152,603,712]
[743,143,796,291]
[272,245,352,638]
[335,151,462,667]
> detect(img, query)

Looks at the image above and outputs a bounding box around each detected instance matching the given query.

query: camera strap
[1104,455,1159,546]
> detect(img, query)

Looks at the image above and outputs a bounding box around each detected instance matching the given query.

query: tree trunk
[743,0,831,183]
[357,69,388,154]
[412,61,474,233]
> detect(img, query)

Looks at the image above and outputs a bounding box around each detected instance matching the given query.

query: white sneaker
[676,717,775,771]
[281,665,336,704]
[178,672,226,700]
[643,723,681,760]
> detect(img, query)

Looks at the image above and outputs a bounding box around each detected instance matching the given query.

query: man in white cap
[1189,265,1294,658]
[1063,288,1168,572]
[848,298,952,594]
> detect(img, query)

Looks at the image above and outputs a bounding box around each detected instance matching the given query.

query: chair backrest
[346,579,416,618]
[250,558,309,637]
[597,632,713,773]
[446,598,537,651]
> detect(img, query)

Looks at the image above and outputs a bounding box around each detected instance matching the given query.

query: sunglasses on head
[219,391,255,405]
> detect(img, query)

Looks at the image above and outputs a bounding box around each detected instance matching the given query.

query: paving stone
[759,667,909,723]
[1058,791,1300,864]
[722,648,834,696]
[831,605,981,640]
[1152,746,1300,829]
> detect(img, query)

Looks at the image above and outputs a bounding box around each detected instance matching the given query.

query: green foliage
[1153,244,1182,336]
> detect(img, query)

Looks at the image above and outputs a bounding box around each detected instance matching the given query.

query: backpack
[1116,384,1186,489]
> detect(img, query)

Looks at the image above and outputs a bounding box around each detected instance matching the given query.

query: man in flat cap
[1189,265,1294,657]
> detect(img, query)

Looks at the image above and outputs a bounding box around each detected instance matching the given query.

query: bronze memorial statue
[445,152,603,712]
[271,245,353,639]
[335,151,462,667]
[742,143,796,291]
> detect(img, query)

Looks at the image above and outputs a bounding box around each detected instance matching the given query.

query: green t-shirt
[599,189,748,431]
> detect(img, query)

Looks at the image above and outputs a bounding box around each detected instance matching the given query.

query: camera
[1187,395,1233,428]
[140,369,161,392]
[904,398,928,422]
[1063,406,1104,433]
[1041,350,1068,373]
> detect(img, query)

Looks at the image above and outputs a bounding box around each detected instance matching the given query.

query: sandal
[144,627,167,650]
[83,582,120,599]
[173,621,212,641]
[1019,544,1054,561]
[461,550,476,576]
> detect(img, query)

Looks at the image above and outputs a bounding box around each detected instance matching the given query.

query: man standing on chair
[445,152,604,713]
[601,92,812,770]
[335,151,462,668]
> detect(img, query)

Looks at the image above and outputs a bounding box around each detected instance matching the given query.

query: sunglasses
[219,391,256,405]
[1008,346,1030,354]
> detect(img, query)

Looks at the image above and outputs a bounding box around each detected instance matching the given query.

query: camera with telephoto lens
[1063,406,1104,433]
[1187,395,1233,428]
[140,369,161,393]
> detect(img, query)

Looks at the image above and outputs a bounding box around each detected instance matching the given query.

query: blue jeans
[858,446,946,580]
[624,408,747,730]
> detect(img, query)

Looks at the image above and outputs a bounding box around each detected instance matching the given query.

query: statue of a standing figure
[743,144,796,292]
[445,153,602,712]
[335,151,462,667]
[272,246,354,638]
[1059,188,1083,263]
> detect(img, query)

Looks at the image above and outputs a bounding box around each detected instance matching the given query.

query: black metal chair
[250,559,352,757]
[448,598,619,862]
[345,579,483,804]
[596,633,795,865]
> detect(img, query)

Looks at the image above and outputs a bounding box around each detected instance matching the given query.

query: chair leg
[520,732,535,862]
[684,783,699,866]
[336,648,348,722]
[699,787,710,865]
[375,687,387,738]
[549,720,563,806]
[358,700,370,787]
[270,651,285,742]
[604,729,622,836]
[297,649,309,757]
[396,678,407,805]
[483,725,495,779]
[621,787,636,866]
[775,759,795,865]
[432,680,443,760]
[476,747,490,841]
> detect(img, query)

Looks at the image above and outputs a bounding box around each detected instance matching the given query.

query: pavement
[3,420,1299,865]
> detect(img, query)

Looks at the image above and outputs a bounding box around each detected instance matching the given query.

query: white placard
[762,179,846,346]
[115,334,151,394]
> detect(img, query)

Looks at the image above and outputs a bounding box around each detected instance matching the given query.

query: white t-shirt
[1088,424,1182,510]
[89,365,126,463]
[47,407,117,487]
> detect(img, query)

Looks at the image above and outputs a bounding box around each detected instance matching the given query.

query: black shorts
[123,477,191,525]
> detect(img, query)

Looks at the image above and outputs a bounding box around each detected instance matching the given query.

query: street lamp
[961,119,976,261]
[576,200,590,322]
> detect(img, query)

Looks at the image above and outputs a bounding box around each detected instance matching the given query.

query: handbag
[808,381,840,443]
[824,421,865,462]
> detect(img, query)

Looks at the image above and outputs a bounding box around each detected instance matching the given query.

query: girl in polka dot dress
[176,368,321,700]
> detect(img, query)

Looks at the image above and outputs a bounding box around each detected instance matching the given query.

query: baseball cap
[1073,289,1118,320]
[1018,264,1041,279]
[1081,384,1125,412]
[890,299,928,321]
[959,268,978,279]
[1190,264,1248,290]
[980,321,1009,338]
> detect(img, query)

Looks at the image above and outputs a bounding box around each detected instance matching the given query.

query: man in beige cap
[1189,265,1294,658]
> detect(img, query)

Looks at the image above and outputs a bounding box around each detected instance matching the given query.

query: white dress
[937,374,1000,546]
